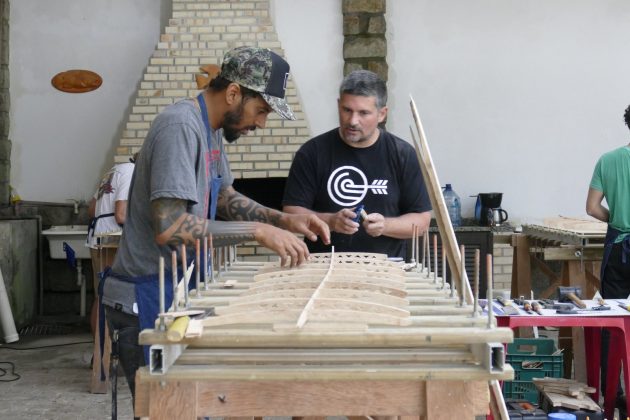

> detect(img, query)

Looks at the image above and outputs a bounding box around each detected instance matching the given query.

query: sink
[42,225,91,259]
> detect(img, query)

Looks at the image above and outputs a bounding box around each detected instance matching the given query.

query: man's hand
[363,212,386,237]
[325,208,360,235]
[253,223,311,267]
[279,213,331,244]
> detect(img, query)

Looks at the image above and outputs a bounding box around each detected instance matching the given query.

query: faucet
[66,199,79,215]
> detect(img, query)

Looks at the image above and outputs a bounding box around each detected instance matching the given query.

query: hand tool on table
[496,295,520,315]
[557,286,587,309]
[617,300,630,312]
[530,300,543,315]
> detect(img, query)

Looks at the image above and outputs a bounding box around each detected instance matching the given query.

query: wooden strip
[140,326,513,347]
[409,97,473,304]
[297,248,335,328]
[138,364,512,382]
[177,348,477,365]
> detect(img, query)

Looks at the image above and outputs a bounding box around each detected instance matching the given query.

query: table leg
[605,328,624,420]
[583,327,601,399]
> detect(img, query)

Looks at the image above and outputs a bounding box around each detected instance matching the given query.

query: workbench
[135,255,514,420]
[511,217,606,300]
[496,300,630,419]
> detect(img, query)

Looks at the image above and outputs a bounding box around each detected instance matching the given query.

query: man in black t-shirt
[282,70,432,259]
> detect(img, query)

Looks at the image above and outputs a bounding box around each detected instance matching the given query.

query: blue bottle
[443,184,461,227]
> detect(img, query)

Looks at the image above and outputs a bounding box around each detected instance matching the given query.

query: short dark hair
[339,70,387,109]
[624,104,630,130]
[207,76,260,101]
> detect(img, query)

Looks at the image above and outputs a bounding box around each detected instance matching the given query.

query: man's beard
[222,101,255,143]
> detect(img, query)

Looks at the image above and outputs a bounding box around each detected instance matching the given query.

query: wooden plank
[147,381,197,420]
[511,234,532,299]
[140,326,513,348]
[425,380,489,420]
[409,98,473,305]
[543,247,603,261]
[139,380,428,418]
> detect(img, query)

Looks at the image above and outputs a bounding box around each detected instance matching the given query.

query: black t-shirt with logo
[282,128,432,259]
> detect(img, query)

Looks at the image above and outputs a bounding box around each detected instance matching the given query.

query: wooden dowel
[487,254,494,329]
[415,226,421,271]
[473,249,479,318]
[203,236,209,291]
[426,230,432,277]
[422,231,428,271]
[209,234,215,284]
[432,234,438,284]
[195,238,201,296]
[181,244,189,308]
[410,224,416,264]
[459,244,466,307]
[158,256,165,331]
[442,244,447,290]
[171,250,178,310]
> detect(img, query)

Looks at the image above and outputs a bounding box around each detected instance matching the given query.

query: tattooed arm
[217,186,331,244]
[151,196,316,267]
[152,197,256,247]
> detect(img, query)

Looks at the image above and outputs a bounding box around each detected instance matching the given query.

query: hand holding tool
[353,204,368,223]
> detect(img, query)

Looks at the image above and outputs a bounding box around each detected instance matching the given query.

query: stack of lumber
[533,377,600,411]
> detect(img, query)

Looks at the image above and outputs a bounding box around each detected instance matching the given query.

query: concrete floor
[0,331,134,419]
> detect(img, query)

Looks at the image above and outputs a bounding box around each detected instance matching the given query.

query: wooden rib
[250,273,406,291]
[242,280,407,298]
[216,297,409,320]
[200,308,411,328]
[254,266,406,281]
[234,288,409,308]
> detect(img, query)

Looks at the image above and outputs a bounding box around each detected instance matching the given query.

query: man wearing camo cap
[101,46,330,415]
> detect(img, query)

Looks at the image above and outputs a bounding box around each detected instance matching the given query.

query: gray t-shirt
[104,99,232,310]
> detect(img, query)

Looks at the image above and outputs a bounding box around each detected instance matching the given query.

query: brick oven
[113,0,310,261]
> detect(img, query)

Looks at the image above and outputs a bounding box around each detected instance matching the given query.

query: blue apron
[600,226,630,296]
[99,95,223,365]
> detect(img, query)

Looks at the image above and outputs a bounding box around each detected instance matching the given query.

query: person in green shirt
[586,104,630,414]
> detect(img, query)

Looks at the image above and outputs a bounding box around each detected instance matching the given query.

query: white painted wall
[10,0,630,224]
[271,0,343,137]
[10,0,166,203]
[387,0,630,223]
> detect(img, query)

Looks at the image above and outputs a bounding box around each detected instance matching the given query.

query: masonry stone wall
[342,0,387,80]
[493,238,513,294]
[0,0,9,206]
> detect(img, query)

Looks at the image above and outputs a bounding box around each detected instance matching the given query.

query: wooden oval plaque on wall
[51,69,103,93]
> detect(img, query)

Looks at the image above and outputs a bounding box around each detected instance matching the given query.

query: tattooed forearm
[152,198,188,237]
[217,186,282,226]
[152,197,258,247]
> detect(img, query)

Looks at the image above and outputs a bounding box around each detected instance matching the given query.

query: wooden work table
[135,256,514,419]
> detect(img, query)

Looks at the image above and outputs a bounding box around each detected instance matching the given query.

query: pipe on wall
[0,265,19,343]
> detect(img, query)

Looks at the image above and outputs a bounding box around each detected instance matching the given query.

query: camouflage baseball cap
[220,46,295,120]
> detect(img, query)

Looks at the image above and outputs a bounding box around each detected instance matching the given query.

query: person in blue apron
[85,156,135,389]
[99,46,330,417]
[586,104,630,415]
